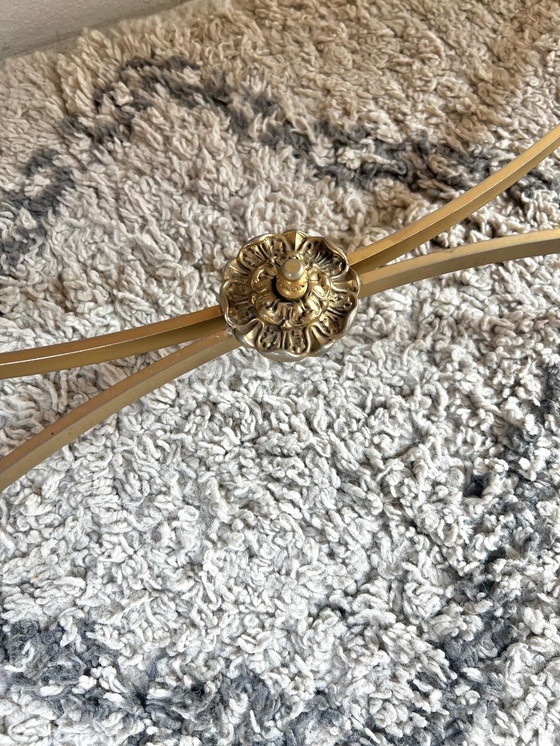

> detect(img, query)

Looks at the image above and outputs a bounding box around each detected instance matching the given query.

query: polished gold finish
[1,124,560,490]
[0,305,225,380]
[219,230,361,361]
[359,229,560,298]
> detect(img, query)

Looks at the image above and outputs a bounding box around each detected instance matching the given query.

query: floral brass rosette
[219,230,360,361]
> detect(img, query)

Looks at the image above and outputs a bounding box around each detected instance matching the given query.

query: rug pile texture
[1,0,560,743]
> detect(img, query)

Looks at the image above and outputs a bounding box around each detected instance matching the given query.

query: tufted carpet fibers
[1,0,560,743]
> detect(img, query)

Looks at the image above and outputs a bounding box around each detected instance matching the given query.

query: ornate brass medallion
[219,230,361,361]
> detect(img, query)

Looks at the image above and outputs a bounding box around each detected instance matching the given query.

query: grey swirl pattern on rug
[1,0,560,743]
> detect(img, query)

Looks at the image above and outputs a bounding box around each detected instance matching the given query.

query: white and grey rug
[1,0,560,743]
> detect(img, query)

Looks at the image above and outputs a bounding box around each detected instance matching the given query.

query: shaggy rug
[1,0,560,743]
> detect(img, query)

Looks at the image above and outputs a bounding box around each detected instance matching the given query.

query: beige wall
[0,0,181,58]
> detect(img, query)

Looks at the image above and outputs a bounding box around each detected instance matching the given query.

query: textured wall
[0,0,182,58]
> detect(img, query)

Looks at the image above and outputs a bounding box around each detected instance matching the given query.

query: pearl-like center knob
[281,257,305,281]
[276,257,308,300]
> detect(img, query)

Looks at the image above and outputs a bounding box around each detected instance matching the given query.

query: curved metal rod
[359,229,560,298]
[0,331,239,492]
[0,305,225,380]
[2,124,560,490]
[2,126,558,381]
[3,230,558,492]
[349,124,560,274]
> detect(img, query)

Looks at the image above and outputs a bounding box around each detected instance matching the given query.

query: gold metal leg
[0,305,224,379]
[349,125,560,274]
[359,229,560,298]
[0,332,239,492]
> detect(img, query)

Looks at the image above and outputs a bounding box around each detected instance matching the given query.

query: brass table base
[1,125,560,491]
